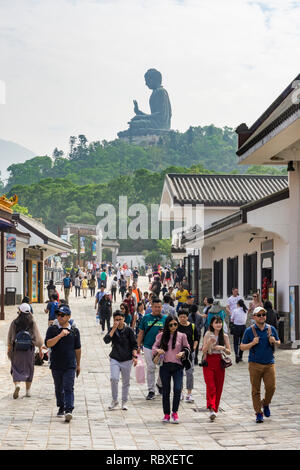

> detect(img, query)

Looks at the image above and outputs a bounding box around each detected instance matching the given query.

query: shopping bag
[135,354,145,384]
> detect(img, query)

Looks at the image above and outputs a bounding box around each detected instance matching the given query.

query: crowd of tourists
[6,263,281,427]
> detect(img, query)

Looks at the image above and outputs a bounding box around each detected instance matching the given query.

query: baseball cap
[253,306,267,316]
[19,303,31,313]
[57,305,71,316]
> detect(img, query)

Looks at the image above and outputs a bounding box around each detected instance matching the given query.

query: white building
[6,213,73,304]
[159,167,291,344]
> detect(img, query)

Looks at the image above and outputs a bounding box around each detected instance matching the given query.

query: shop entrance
[24,249,44,303]
[261,251,274,305]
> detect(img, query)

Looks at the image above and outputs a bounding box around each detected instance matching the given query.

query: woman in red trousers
[202,315,231,421]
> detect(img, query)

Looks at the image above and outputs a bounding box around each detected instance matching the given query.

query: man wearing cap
[98,292,112,334]
[45,305,81,422]
[240,306,280,423]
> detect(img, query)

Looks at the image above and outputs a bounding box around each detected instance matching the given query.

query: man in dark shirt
[104,310,138,410]
[99,292,112,334]
[178,308,199,403]
[45,305,81,422]
[182,295,196,313]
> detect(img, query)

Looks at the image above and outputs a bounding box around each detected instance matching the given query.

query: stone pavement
[0,276,300,450]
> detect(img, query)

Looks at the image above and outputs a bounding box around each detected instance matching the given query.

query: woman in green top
[120,303,132,327]
[207,301,228,334]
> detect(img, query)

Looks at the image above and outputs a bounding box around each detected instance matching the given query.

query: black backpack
[14,331,33,351]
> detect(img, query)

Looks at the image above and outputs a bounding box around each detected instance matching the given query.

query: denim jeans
[160,362,184,415]
[51,368,76,413]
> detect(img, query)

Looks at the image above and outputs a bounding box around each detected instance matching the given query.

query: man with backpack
[137,298,167,400]
[45,293,59,326]
[45,305,81,422]
[240,306,280,423]
[177,308,199,403]
[62,273,72,304]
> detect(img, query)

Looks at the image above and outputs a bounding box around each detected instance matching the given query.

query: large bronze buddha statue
[118,68,172,138]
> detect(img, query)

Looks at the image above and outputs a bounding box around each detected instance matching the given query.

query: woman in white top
[202,316,231,421]
[231,299,248,363]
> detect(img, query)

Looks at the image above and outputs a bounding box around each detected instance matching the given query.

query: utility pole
[77,230,80,268]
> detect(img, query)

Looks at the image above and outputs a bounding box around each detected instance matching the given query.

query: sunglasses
[57,313,68,317]
[169,322,178,327]
[255,313,266,318]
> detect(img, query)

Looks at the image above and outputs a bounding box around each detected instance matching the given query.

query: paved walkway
[0,276,300,450]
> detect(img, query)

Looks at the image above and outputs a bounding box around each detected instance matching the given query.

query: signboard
[92,240,97,257]
[268,287,275,309]
[6,234,16,262]
[32,262,38,303]
[289,285,299,343]
[80,237,85,254]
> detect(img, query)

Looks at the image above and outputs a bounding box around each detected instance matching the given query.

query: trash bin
[5,287,16,306]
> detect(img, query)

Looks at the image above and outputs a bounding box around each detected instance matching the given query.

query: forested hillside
[6,125,286,255]
[5,126,247,189]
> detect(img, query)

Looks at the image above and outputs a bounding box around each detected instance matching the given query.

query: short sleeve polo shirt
[45,325,81,370]
[242,324,279,364]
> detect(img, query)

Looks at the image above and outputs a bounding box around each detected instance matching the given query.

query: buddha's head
[144,69,162,90]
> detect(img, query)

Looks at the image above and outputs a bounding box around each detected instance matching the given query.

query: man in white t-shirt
[226,288,242,321]
[125,268,132,288]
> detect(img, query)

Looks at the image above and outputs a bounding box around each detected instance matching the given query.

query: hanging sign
[6,234,16,262]
[80,237,85,254]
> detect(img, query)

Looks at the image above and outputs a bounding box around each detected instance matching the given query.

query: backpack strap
[191,323,195,341]
[144,316,161,340]
[266,324,272,337]
[251,324,258,337]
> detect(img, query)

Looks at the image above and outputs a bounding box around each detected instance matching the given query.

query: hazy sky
[1,0,300,157]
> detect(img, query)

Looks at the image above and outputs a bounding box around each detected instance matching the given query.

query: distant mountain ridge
[0,139,35,179]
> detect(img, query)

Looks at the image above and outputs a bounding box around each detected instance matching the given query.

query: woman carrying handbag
[202,315,231,421]
[152,315,190,424]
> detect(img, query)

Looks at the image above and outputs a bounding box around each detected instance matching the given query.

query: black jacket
[180,346,192,370]
[103,326,138,362]
[266,309,278,330]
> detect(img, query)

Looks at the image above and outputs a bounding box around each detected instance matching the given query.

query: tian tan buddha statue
[118,68,172,138]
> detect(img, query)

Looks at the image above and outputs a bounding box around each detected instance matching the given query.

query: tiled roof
[166,174,288,206]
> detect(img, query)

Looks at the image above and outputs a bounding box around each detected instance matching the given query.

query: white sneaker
[185,394,194,403]
[122,402,128,410]
[108,400,119,410]
[26,389,31,397]
[101,331,105,335]
[209,410,217,421]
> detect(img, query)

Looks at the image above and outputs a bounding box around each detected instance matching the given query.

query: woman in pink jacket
[152,315,190,424]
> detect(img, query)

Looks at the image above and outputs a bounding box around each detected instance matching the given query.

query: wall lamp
[249,233,268,243]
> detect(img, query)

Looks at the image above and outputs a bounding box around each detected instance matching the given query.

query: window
[243,252,257,297]
[213,259,223,298]
[227,256,238,296]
